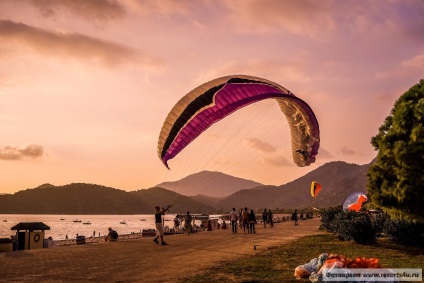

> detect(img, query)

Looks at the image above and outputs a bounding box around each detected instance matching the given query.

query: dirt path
[0,218,323,282]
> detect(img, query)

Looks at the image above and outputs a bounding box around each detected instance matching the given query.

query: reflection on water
[0,214,179,240]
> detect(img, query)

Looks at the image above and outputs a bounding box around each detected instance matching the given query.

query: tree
[367,79,424,219]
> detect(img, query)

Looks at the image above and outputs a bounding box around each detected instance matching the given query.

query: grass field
[180,232,424,283]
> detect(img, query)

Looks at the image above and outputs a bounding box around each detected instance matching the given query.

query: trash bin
[76,236,86,245]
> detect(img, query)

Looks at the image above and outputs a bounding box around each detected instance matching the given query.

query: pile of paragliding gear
[294,253,383,282]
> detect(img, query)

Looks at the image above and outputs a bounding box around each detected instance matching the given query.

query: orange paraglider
[310,181,322,197]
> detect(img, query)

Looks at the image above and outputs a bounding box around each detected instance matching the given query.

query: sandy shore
[0,218,324,283]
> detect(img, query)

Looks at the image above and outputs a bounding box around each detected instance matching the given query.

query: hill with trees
[215,160,373,210]
[0,183,213,214]
[0,160,374,214]
[0,183,150,214]
[131,187,216,214]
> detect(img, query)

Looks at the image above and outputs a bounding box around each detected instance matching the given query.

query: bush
[320,207,378,244]
[332,211,377,244]
[383,219,424,248]
[320,207,423,247]
[320,206,343,232]
[369,211,390,236]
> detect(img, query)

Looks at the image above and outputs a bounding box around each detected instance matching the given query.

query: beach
[0,217,323,282]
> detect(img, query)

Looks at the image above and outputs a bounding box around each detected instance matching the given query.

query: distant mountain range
[0,160,374,214]
[0,183,215,215]
[215,160,373,210]
[156,170,263,197]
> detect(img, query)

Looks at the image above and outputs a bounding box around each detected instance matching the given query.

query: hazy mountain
[0,183,150,214]
[0,160,375,214]
[189,194,225,208]
[0,183,213,214]
[156,170,263,197]
[216,160,374,210]
[131,187,215,214]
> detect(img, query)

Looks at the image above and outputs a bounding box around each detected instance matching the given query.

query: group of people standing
[152,204,302,246]
[229,207,266,234]
[173,211,193,235]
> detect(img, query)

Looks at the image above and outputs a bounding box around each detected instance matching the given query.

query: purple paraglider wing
[157,75,320,169]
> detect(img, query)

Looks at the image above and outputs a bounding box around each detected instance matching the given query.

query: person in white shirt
[229,208,238,234]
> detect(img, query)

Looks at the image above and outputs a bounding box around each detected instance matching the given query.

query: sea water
[0,214,179,240]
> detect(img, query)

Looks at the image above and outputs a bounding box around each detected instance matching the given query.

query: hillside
[156,170,263,197]
[131,187,216,214]
[216,160,373,210]
[0,183,150,214]
[0,183,213,214]
[0,160,375,214]
[189,194,225,208]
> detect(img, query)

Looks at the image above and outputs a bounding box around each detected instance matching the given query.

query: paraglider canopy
[343,192,368,212]
[310,181,322,197]
[157,75,320,169]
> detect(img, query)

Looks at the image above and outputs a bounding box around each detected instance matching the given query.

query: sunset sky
[1,0,423,195]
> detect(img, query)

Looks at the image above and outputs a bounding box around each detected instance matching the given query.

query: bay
[0,214,179,240]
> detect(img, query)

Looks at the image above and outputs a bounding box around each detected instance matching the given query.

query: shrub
[319,206,343,232]
[332,211,377,244]
[320,207,378,245]
[369,211,391,236]
[383,219,424,248]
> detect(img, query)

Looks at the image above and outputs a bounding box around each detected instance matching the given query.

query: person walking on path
[248,210,256,234]
[173,216,180,234]
[292,209,299,226]
[153,205,171,245]
[268,209,274,228]
[262,209,268,228]
[184,211,193,235]
[229,208,238,234]
[242,207,249,233]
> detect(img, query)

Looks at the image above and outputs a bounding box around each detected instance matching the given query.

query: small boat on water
[60,218,65,221]
[73,219,82,223]
[83,221,91,225]
[120,220,126,224]
[2,219,7,222]
[140,218,147,221]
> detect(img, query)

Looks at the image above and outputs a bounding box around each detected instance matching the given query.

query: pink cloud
[316,147,334,159]
[261,155,292,167]
[223,0,335,36]
[402,52,424,68]
[339,146,358,156]
[31,0,126,24]
[0,20,164,69]
[0,144,45,160]
[244,138,276,153]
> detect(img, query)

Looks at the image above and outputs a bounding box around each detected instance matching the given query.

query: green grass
[178,233,424,283]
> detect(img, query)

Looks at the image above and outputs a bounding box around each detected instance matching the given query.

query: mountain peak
[156,171,263,198]
[36,183,55,189]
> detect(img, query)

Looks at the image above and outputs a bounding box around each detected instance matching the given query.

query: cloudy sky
[0,0,423,194]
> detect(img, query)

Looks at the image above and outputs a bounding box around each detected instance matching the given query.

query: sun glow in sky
[0,0,423,194]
